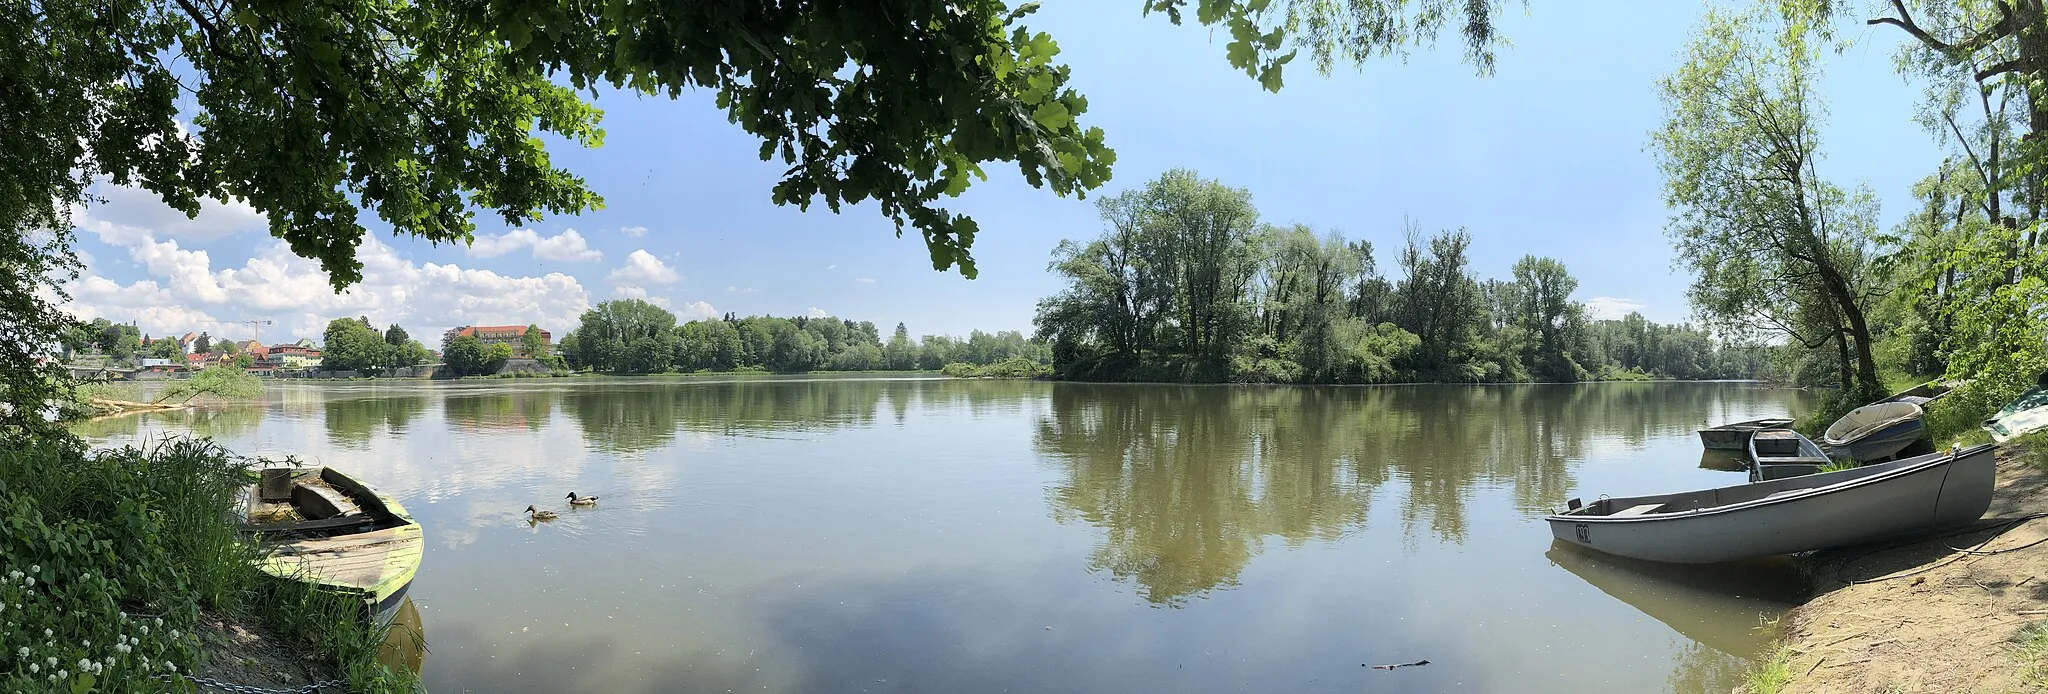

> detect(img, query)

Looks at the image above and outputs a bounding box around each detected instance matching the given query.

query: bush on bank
[0,434,415,692]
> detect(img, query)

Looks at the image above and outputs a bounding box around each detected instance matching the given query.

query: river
[76,376,1816,693]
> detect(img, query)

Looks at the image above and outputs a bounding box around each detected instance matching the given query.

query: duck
[525,505,558,521]
[566,492,600,506]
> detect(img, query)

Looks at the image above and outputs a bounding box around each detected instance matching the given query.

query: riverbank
[1755,439,2048,693]
[0,435,415,693]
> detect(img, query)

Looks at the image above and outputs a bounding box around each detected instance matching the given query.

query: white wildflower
[28,565,37,574]
[77,573,88,581]
[80,640,88,648]
[46,657,57,666]
[118,610,126,620]
[15,646,24,658]
[42,628,51,638]
[27,663,37,673]
[154,617,162,627]
[139,624,149,635]
[169,629,179,639]
[24,577,33,587]
[55,669,66,679]
[164,662,175,673]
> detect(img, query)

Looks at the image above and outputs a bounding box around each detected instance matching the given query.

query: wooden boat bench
[1609,503,1666,517]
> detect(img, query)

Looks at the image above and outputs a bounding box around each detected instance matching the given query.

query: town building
[442,325,550,357]
[263,343,323,369]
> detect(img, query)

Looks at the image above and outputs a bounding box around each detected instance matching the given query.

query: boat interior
[243,467,406,540]
[1751,429,1828,463]
[1558,447,1963,519]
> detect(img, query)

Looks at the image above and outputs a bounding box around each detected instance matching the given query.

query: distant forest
[1034,170,1771,384]
[555,299,1047,375]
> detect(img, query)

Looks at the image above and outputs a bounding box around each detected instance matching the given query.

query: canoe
[1986,372,2048,443]
[1697,417,1795,451]
[1747,428,1829,482]
[241,467,423,614]
[1546,443,1995,564]
[1821,401,1926,462]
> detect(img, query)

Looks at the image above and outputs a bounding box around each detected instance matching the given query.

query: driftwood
[87,397,190,416]
[1364,660,1430,670]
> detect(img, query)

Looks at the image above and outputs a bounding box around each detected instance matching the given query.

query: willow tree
[1654,7,1888,403]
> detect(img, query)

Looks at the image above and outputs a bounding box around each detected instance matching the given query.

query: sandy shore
[1766,444,2048,693]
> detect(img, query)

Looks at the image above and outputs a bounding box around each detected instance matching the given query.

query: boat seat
[1609,503,1666,518]
[293,484,354,520]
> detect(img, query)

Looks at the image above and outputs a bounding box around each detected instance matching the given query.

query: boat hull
[1824,417,1926,462]
[247,467,423,611]
[1547,445,1995,564]
[1698,418,1795,451]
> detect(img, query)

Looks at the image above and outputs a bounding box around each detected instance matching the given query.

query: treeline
[1653,8,2046,431]
[1034,169,1766,384]
[555,299,1050,375]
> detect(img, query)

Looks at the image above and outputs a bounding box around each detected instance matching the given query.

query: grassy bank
[0,434,416,692]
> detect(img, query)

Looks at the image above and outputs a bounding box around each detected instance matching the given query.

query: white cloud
[65,209,593,341]
[825,264,838,270]
[807,307,828,319]
[677,301,718,321]
[620,225,648,238]
[726,286,759,294]
[465,228,602,262]
[611,285,669,308]
[607,249,682,285]
[83,182,267,241]
[854,277,876,284]
[1585,296,1647,321]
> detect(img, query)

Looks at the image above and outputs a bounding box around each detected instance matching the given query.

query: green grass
[1742,644,1796,694]
[940,358,1052,379]
[2011,621,2048,687]
[0,434,417,693]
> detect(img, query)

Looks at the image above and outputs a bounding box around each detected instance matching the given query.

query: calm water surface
[79,377,1818,693]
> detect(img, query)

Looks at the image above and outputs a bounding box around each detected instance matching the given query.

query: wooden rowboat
[1697,417,1794,451]
[241,467,422,613]
[1546,443,1995,564]
[1821,382,1953,462]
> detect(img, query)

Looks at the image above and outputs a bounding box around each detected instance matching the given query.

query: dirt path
[190,611,343,690]
[1773,445,2048,694]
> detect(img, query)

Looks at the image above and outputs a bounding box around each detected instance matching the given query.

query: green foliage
[153,367,264,405]
[1654,6,1888,404]
[1143,0,1509,89]
[1743,644,1796,694]
[382,325,409,348]
[319,318,390,374]
[145,338,182,361]
[519,324,548,357]
[940,358,1051,379]
[2013,620,2048,688]
[1037,170,1760,384]
[191,333,211,355]
[390,340,433,370]
[441,335,500,377]
[561,299,678,375]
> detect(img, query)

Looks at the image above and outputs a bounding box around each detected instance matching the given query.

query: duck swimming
[566,492,599,506]
[525,505,558,521]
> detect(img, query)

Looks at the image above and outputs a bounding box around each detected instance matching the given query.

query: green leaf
[1031,102,1072,131]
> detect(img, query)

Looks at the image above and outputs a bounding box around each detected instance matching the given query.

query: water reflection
[445,387,556,432]
[324,393,429,446]
[69,405,266,441]
[1546,543,1804,656]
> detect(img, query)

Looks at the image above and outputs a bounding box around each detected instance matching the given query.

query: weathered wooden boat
[1746,428,1829,481]
[1820,382,1952,462]
[1697,417,1795,451]
[241,467,423,613]
[1986,372,2048,443]
[1546,443,1996,564]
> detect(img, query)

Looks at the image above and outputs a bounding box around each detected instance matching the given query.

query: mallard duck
[525,505,558,521]
[566,492,599,506]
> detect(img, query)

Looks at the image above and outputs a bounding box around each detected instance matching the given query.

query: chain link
[158,672,346,694]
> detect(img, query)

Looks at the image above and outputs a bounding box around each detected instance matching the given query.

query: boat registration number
[1575,524,1590,543]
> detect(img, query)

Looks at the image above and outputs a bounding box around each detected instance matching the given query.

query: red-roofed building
[441,325,550,357]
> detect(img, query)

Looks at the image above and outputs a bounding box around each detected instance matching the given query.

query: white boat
[1986,372,2048,443]
[1747,428,1828,481]
[1821,382,1951,462]
[1546,443,1996,564]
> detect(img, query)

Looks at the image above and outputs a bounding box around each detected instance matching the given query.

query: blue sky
[63,1,1944,346]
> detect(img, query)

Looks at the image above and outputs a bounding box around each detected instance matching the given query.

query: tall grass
[1742,644,1796,694]
[0,434,416,692]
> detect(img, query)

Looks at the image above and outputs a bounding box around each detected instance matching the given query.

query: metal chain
[158,673,347,694]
